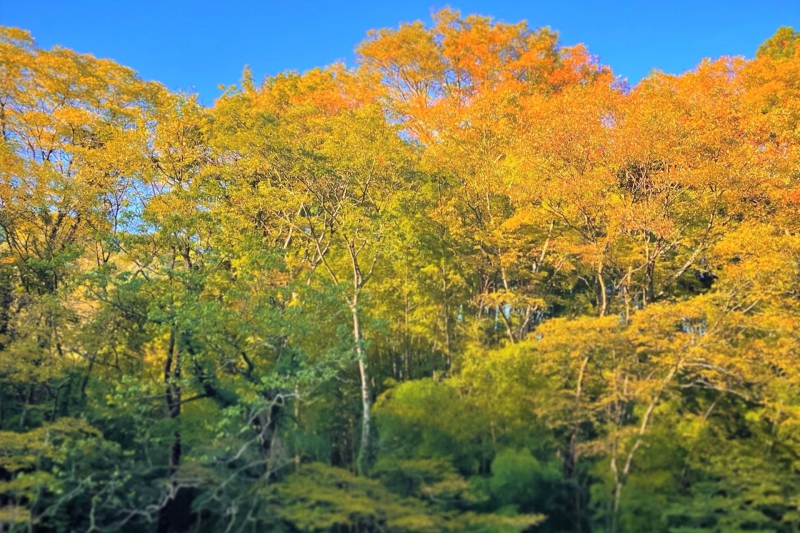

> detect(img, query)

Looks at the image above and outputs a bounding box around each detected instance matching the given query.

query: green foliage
[489,449,564,515]
[267,463,543,532]
[375,379,492,473]
[757,26,799,60]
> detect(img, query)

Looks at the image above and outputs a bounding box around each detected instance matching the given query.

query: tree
[3,17,800,533]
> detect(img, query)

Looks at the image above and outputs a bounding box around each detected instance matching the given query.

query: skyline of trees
[1,13,800,533]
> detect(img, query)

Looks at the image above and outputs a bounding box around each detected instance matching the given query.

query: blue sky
[3,1,797,105]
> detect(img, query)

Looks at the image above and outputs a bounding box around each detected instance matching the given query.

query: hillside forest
[2,12,800,533]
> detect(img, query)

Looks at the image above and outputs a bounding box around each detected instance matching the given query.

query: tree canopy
[1,15,800,533]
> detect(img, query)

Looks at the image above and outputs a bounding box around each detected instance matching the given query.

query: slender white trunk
[351,299,371,474]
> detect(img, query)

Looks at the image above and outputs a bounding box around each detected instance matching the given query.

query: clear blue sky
[3,1,797,105]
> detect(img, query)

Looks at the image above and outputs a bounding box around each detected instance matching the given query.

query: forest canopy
[1,12,800,533]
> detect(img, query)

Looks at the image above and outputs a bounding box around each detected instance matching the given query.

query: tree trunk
[157,330,190,533]
[352,302,372,475]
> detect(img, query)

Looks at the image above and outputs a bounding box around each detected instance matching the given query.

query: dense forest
[1,12,799,532]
